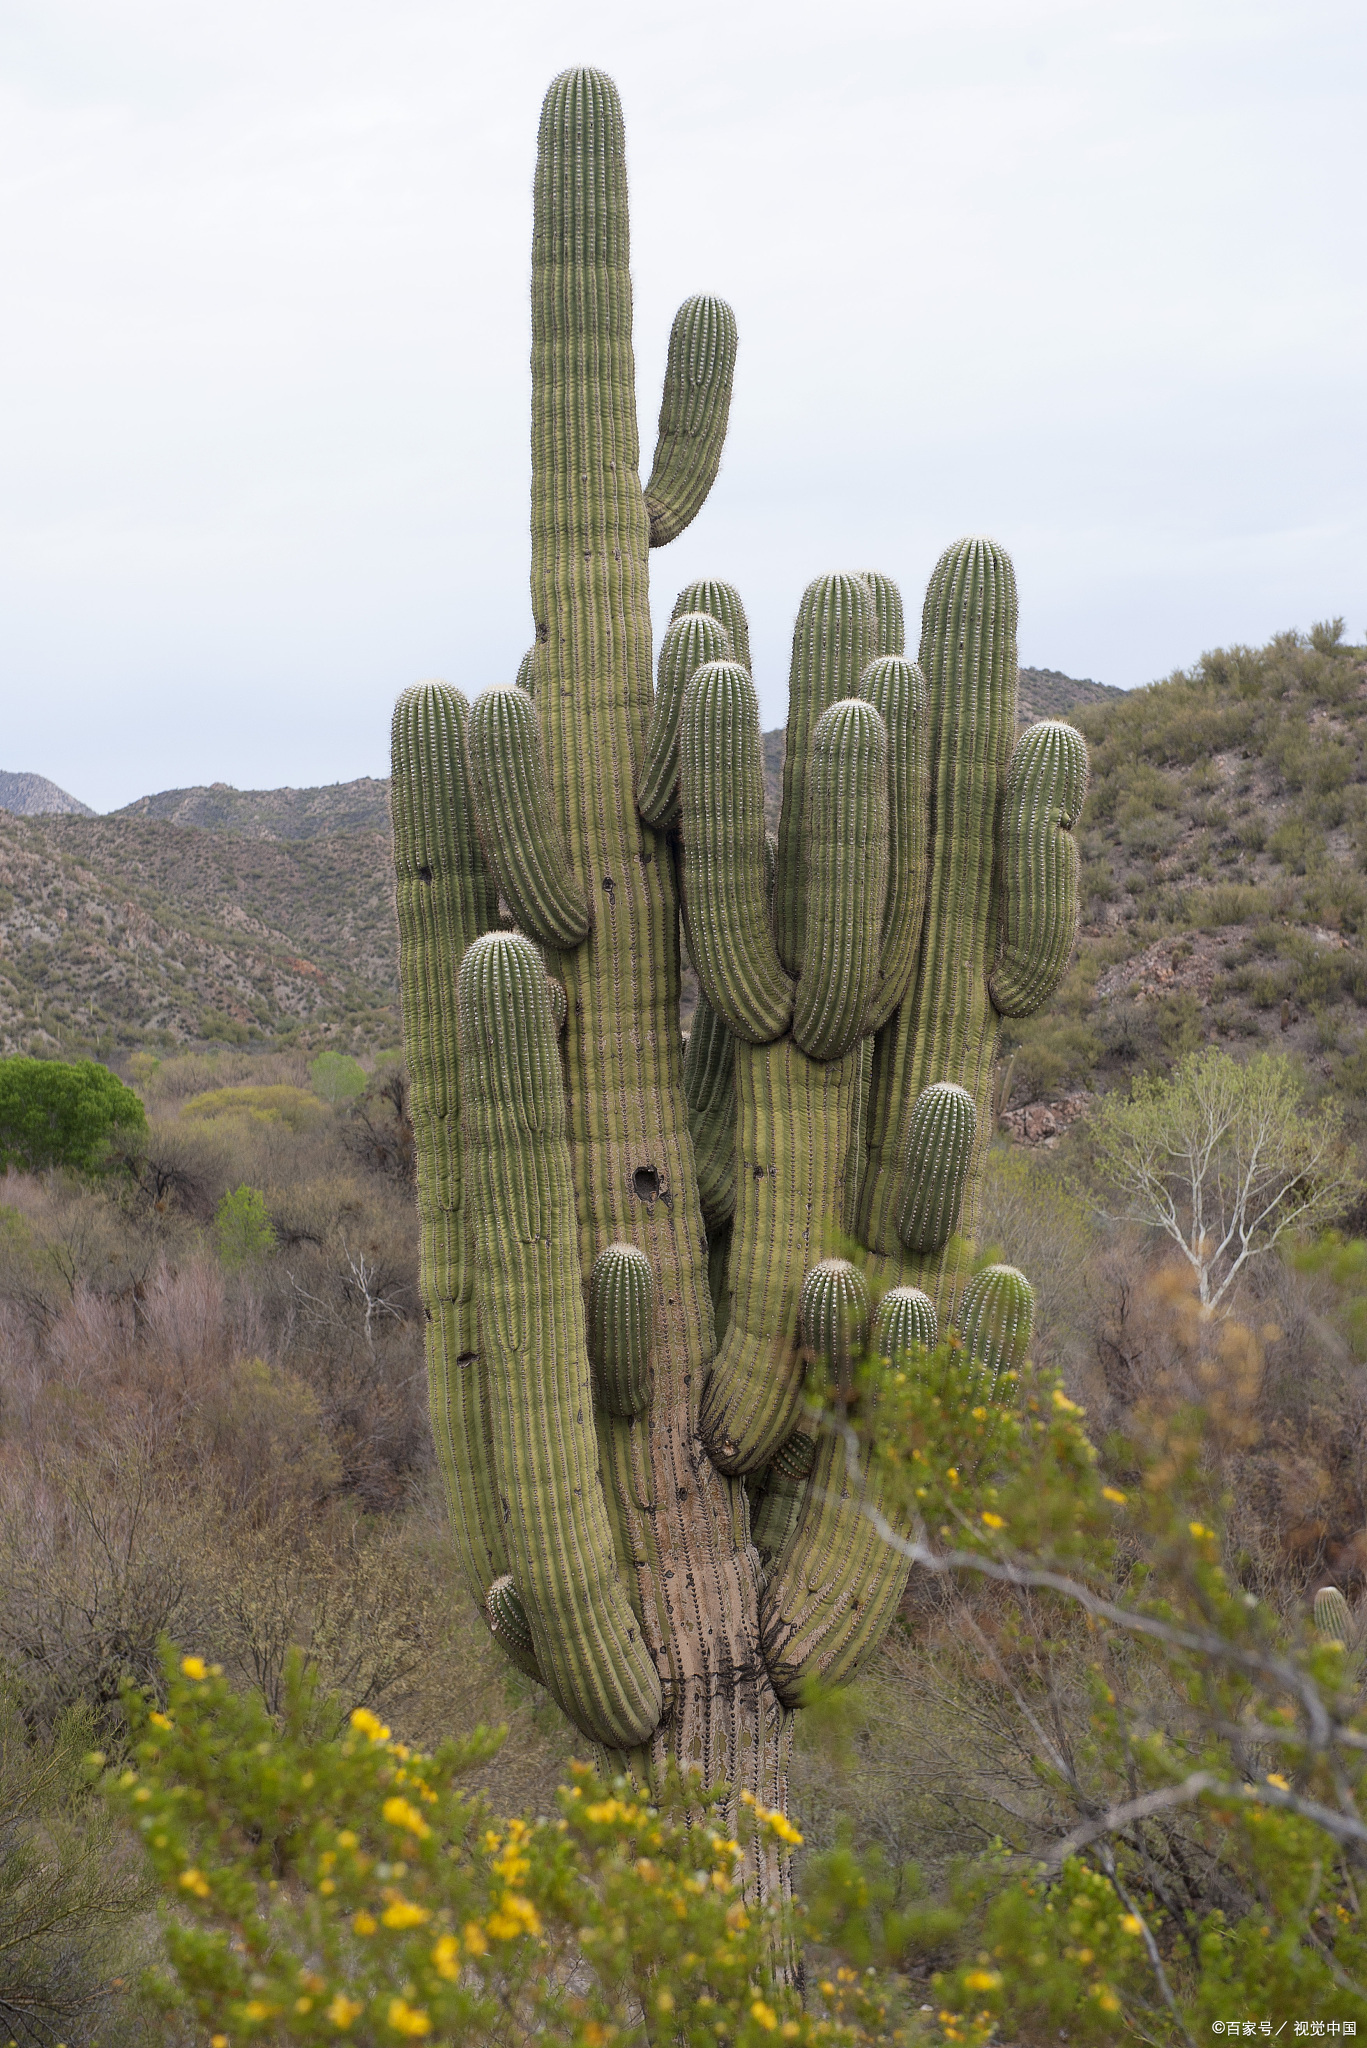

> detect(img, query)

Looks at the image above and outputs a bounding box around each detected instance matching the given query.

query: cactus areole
[391,67,1086,1900]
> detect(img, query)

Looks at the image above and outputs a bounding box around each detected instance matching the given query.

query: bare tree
[1088,1047,1361,1310]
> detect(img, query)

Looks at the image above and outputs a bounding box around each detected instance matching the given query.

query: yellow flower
[750,2001,778,2031]
[178,1867,211,1898]
[381,1896,430,1930]
[295,1997,314,2014]
[386,1998,432,2037]
[148,1711,173,1731]
[243,2002,277,2022]
[327,1993,363,2028]
[1051,1389,1084,1415]
[462,1920,489,1956]
[1188,1521,1213,1539]
[657,1990,675,2013]
[1093,1985,1121,2013]
[981,1512,1005,1531]
[1121,1914,1143,1935]
[212,2037,229,2046]
[487,1892,542,1940]
[1266,1772,1290,1791]
[963,1969,1001,1992]
[353,1910,378,1936]
[180,1654,207,1680]
[782,2027,801,2041]
[350,1707,391,1744]
[432,1933,461,1979]
[1102,1487,1127,1505]
[382,1797,432,1840]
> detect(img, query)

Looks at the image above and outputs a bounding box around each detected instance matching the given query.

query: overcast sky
[1,0,1363,812]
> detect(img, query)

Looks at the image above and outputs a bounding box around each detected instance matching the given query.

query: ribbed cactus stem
[683,995,737,1227]
[870,1286,938,1360]
[458,930,661,1749]
[588,1242,655,1418]
[486,1575,543,1683]
[638,610,732,830]
[391,683,504,1613]
[799,1257,871,1403]
[750,1430,816,1565]
[897,1083,978,1255]
[672,579,751,671]
[791,699,889,1063]
[644,296,739,547]
[515,647,539,696]
[859,655,930,1033]
[860,571,905,658]
[957,1264,1035,1399]
[774,574,874,977]
[990,720,1089,1017]
[1314,1585,1357,1649]
[680,659,794,1043]
[468,685,591,946]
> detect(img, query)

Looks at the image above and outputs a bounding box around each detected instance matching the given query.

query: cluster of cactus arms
[389,66,1087,1893]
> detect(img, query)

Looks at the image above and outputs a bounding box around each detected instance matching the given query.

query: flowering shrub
[100,1648,906,2045]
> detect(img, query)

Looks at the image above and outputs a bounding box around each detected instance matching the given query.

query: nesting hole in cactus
[602,874,616,905]
[417,865,432,883]
[633,1166,662,1203]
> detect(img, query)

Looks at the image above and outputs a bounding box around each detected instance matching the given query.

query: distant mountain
[112,777,390,840]
[1018,667,1123,724]
[0,771,93,817]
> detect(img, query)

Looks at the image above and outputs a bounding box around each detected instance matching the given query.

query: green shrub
[0,1056,145,1174]
[309,1052,368,1106]
[214,1186,276,1270]
[181,1085,326,1132]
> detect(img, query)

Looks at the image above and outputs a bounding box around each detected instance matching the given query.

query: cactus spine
[393,66,1086,1889]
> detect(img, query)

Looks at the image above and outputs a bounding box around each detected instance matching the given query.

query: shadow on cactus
[389,63,1087,1889]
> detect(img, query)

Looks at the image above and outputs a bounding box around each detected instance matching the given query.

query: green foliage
[309,1052,368,1106]
[182,1084,327,1131]
[214,1185,277,1270]
[0,1054,146,1174]
[103,1648,901,2045]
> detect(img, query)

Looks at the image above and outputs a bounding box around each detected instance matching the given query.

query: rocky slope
[0,771,93,817]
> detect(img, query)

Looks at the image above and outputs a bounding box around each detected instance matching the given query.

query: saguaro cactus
[391,64,1087,1885]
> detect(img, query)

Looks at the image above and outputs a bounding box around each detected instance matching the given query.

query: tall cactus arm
[860,655,930,1033]
[643,295,739,547]
[467,685,592,947]
[989,719,1088,1017]
[637,609,732,830]
[391,683,504,1611]
[791,698,890,1063]
[679,659,794,1043]
[672,578,751,669]
[774,573,875,976]
[515,647,539,696]
[853,537,1020,1292]
[684,994,737,1227]
[458,932,662,1750]
[860,570,905,658]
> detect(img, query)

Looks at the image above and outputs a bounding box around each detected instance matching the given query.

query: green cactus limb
[958,1264,1035,1400]
[486,1574,544,1683]
[859,655,930,1034]
[392,683,504,1612]
[750,1430,817,1566]
[458,930,662,1749]
[699,1036,863,1473]
[643,296,739,547]
[588,1242,655,1418]
[1315,1585,1355,1645]
[853,538,1019,1305]
[468,685,591,947]
[672,578,751,671]
[799,1257,871,1405]
[870,1285,938,1360]
[684,994,737,1227]
[989,719,1089,1017]
[773,573,875,977]
[860,570,905,658]
[897,1082,978,1254]
[679,659,794,1043]
[791,699,890,1063]
[759,1424,908,1708]
[515,646,539,696]
[638,610,732,830]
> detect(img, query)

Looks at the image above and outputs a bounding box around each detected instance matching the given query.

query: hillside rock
[113,777,390,840]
